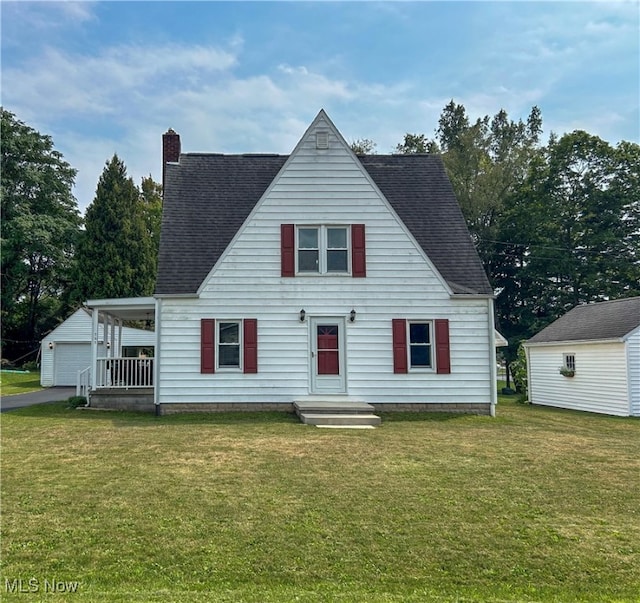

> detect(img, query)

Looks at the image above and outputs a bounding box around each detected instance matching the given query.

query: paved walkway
[1,387,76,412]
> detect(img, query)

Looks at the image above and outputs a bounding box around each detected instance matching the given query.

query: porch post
[117,319,123,357]
[90,309,99,390]
[110,315,116,358]
[154,298,160,409]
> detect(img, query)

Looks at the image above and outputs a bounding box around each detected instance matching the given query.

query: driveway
[1,387,76,412]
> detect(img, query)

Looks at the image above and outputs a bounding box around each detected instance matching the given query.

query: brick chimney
[162,128,181,192]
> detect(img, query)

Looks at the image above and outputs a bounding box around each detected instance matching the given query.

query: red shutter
[281,224,295,277]
[351,224,366,277]
[392,319,408,374]
[243,319,258,374]
[435,319,451,374]
[201,319,215,374]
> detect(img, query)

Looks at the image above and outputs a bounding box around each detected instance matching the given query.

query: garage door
[54,343,91,386]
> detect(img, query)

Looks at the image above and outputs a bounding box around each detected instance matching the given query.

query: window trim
[561,353,576,376]
[296,225,351,275]
[407,320,434,371]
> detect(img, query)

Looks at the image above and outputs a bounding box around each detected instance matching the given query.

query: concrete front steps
[294,398,381,428]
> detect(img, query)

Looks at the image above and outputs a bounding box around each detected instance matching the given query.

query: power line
[484,239,631,255]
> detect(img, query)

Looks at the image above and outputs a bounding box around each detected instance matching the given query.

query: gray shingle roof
[527,297,640,343]
[157,154,287,295]
[156,153,492,296]
[358,155,491,295]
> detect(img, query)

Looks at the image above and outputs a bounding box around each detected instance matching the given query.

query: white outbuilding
[40,308,155,387]
[524,297,640,417]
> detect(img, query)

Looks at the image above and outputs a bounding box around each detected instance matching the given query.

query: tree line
[2,104,639,370]
[355,101,640,375]
[1,108,162,363]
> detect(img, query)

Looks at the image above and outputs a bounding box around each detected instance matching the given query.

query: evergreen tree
[139,175,163,275]
[71,155,155,302]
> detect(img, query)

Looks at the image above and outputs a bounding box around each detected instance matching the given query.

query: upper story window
[281,223,365,278]
[297,226,349,274]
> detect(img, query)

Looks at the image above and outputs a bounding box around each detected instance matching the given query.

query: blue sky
[2,1,639,212]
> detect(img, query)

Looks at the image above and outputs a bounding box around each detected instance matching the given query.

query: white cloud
[3,37,415,209]
[3,1,636,213]
[1,1,96,44]
[4,44,238,118]
[54,1,96,23]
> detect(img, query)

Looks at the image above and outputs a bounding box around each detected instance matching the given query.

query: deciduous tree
[350,138,377,154]
[1,108,81,361]
[395,133,439,154]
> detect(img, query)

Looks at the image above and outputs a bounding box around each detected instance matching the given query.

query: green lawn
[0,370,42,396]
[1,396,639,602]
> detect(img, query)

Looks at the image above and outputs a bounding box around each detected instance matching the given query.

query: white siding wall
[41,310,93,387]
[158,116,493,406]
[528,342,631,416]
[627,329,640,416]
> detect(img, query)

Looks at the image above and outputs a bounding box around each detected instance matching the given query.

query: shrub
[510,343,528,401]
[67,396,87,408]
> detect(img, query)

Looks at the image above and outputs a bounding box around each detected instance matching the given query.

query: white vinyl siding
[157,114,493,407]
[528,341,631,416]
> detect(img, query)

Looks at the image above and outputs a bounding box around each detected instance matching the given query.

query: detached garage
[524,297,640,417]
[40,308,155,387]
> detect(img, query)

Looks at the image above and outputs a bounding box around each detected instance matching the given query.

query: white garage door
[54,343,91,386]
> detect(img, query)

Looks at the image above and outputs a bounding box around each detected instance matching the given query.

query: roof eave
[524,337,626,347]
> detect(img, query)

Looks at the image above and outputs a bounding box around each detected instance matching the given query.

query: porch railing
[95,357,154,389]
[77,366,91,398]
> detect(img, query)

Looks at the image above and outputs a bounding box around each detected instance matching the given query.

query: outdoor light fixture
[107,342,111,349]
[299,309,306,322]
[350,309,356,322]
[48,342,54,350]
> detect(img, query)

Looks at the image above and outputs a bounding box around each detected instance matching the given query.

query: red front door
[317,324,339,375]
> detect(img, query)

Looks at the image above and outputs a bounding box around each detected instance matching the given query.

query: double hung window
[218,322,240,368]
[409,322,432,369]
[201,319,258,374]
[297,226,349,274]
[392,318,450,374]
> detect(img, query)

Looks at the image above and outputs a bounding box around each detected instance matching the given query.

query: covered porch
[79,297,157,408]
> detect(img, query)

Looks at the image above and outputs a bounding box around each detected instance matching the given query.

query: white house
[82,110,497,419]
[524,297,640,417]
[146,109,497,416]
[40,308,155,387]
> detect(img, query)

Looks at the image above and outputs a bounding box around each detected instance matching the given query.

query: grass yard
[1,396,639,602]
[0,370,42,396]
